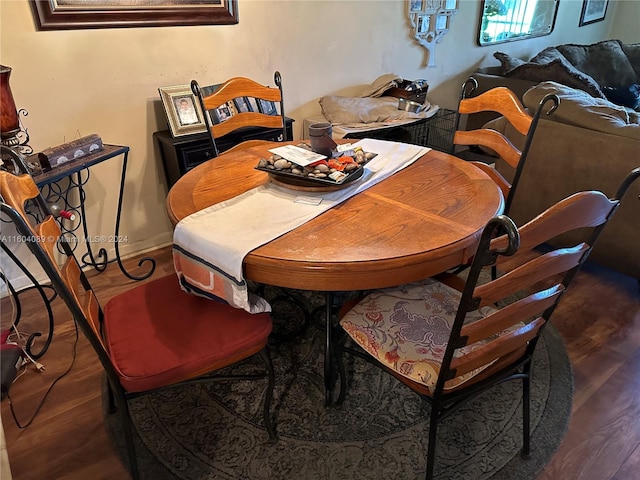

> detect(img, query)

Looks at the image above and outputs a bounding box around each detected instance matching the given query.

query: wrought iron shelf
[32,144,156,280]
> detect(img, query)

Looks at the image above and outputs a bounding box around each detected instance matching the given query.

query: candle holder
[1,65,32,158]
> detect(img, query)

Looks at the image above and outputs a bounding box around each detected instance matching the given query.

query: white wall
[0,0,636,289]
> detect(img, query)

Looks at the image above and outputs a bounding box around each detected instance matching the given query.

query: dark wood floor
[1,246,639,479]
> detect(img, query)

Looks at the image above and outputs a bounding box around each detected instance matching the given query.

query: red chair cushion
[103,274,272,393]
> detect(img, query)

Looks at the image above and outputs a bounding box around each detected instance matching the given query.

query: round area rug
[104,289,573,480]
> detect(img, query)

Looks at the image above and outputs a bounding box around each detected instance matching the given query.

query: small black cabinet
[154,117,294,187]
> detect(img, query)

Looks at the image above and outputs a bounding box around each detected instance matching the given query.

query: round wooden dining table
[167,140,503,290]
[166,139,504,404]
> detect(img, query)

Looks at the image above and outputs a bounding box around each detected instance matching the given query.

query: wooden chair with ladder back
[191,71,286,157]
[0,146,278,480]
[453,76,560,215]
[190,71,315,339]
[335,166,640,480]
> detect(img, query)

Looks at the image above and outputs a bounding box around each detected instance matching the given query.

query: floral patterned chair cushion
[340,278,520,392]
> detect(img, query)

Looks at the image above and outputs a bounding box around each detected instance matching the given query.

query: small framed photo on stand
[159,85,207,137]
[211,102,234,124]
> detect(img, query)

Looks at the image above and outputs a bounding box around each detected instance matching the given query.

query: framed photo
[418,15,430,34]
[233,96,253,113]
[257,99,277,115]
[409,0,423,13]
[30,0,238,30]
[158,85,207,138]
[579,0,609,26]
[444,0,457,9]
[436,14,448,30]
[212,103,234,124]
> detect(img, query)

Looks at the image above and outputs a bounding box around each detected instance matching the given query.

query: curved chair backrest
[191,71,286,157]
[337,167,639,480]
[454,77,559,214]
[438,167,640,398]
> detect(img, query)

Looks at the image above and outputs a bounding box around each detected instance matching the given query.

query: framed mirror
[478,0,559,46]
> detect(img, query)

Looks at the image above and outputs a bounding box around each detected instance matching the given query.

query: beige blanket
[359,73,403,97]
[320,95,433,124]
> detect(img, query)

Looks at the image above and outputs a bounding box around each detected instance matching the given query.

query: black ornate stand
[33,144,156,280]
[0,243,55,360]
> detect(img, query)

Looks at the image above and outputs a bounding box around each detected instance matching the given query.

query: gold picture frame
[158,85,207,138]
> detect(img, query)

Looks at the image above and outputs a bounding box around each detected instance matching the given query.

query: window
[478,0,559,46]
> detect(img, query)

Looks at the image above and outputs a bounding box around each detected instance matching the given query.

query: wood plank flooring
[1,246,639,479]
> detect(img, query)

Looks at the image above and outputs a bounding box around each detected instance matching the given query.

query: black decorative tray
[255,146,376,191]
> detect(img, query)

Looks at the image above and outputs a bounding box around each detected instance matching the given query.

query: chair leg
[521,364,531,458]
[334,329,348,406]
[425,402,440,480]
[106,379,117,414]
[324,292,335,407]
[117,397,140,480]
[259,347,278,441]
[491,265,498,281]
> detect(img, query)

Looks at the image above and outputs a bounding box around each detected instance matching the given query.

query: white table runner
[172,138,431,313]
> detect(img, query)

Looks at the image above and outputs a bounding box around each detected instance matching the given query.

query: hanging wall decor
[408,0,458,67]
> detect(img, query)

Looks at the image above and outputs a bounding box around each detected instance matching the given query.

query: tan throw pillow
[493,52,526,74]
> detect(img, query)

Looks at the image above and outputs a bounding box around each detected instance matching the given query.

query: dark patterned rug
[104,288,572,480]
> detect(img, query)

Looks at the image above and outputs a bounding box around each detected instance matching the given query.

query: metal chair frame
[453,76,560,214]
[336,167,640,480]
[0,150,277,480]
[191,71,286,157]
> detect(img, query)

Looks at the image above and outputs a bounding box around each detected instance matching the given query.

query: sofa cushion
[621,43,640,81]
[493,51,526,72]
[522,82,640,140]
[557,39,637,89]
[494,47,604,98]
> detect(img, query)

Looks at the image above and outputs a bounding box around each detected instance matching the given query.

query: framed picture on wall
[159,85,207,137]
[579,0,609,26]
[31,0,238,30]
[409,0,423,13]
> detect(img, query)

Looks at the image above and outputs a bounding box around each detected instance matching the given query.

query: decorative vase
[1,65,21,141]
